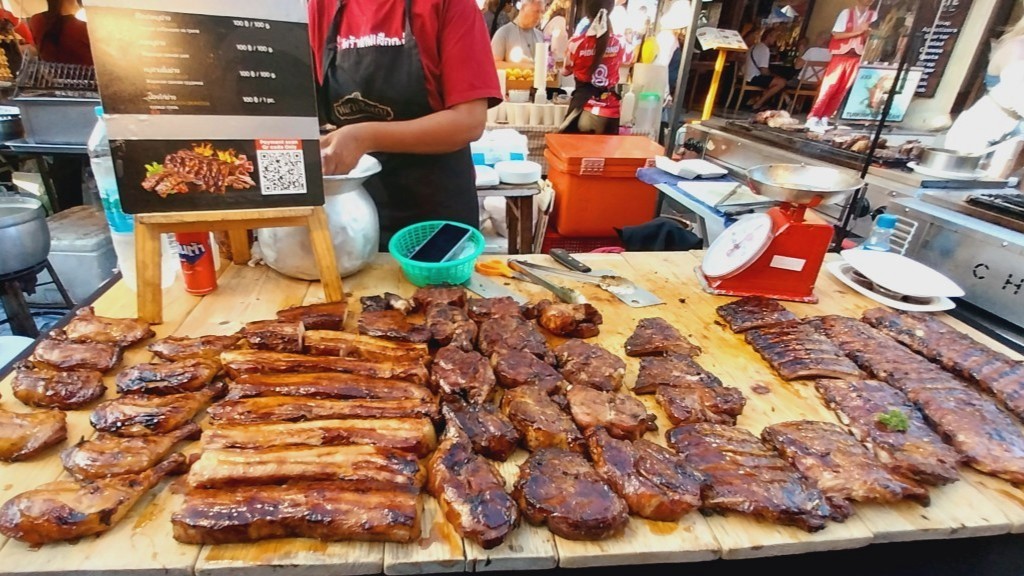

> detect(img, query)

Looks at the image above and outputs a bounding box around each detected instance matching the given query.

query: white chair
[780,59,829,114]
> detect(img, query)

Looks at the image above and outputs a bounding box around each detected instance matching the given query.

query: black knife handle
[550,249,592,273]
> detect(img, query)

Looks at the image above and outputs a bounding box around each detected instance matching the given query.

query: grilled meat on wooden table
[202,418,438,457]
[11,363,105,409]
[442,402,521,461]
[554,339,626,392]
[431,346,496,404]
[220,349,429,385]
[90,383,223,436]
[565,385,657,441]
[716,296,798,333]
[60,306,155,347]
[116,358,220,395]
[62,422,202,479]
[225,372,435,403]
[624,317,701,357]
[148,334,242,362]
[0,409,66,461]
[501,384,584,453]
[208,395,439,423]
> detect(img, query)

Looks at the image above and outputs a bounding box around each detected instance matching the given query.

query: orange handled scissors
[475,260,518,278]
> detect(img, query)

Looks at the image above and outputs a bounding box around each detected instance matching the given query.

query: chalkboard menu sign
[84,0,324,214]
[913,0,972,97]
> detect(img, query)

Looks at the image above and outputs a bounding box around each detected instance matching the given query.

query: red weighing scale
[697,164,863,303]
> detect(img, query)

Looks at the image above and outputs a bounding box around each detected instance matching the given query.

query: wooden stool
[135,206,342,324]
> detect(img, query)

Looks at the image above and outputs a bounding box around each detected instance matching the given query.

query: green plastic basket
[389,221,485,287]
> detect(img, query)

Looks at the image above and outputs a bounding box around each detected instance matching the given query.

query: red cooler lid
[545,134,663,171]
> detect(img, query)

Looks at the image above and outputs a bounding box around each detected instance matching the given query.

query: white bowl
[495,160,541,185]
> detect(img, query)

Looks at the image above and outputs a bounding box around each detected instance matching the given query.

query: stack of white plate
[826,249,965,312]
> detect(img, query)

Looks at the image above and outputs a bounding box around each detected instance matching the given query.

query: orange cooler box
[545,134,662,237]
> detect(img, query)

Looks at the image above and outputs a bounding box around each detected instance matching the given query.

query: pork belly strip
[744,321,863,381]
[208,396,438,424]
[220,349,429,385]
[715,296,798,333]
[172,483,421,544]
[862,308,1024,420]
[186,445,424,490]
[203,418,437,457]
[225,372,436,402]
[303,330,430,364]
[148,334,242,362]
[814,379,961,486]
[277,301,348,330]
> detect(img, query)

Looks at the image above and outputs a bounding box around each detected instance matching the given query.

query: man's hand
[320,123,374,175]
[854,22,871,35]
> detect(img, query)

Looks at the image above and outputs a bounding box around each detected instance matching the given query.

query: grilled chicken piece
[554,339,626,392]
[443,402,521,461]
[862,308,1024,420]
[586,428,703,521]
[186,445,424,491]
[60,306,155,347]
[501,385,584,453]
[745,321,863,380]
[208,396,438,423]
[277,301,348,330]
[148,334,242,362]
[814,379,961,485]
[624,318,701,357]
[431,346,496,404]
[425,303,477,351]
[412,286,467,310]
[492,350,566,396]
[220,350,429,385]
[90,384,222,436]
[11,364,105,409]
[116,358,220,395]
[513,447,629,540]
[203,418,437,457]
[762,421,930,516]
[225,372,435,403]
[656,384,746,426]
[240,320,305,353]
[467,297,524,322]
[526,300,602,339]
[360,293,414,314]
[428,425,519,549]
[32,338,121,372]
[633,353,723,395]
[303,331,430,365]
[62,422,201,479]
[0,454,186,545]
[667,423,835,532]
[172,483,421,544]
[0,409,67,461]
[716,296,798,333]
[566,385,657,441]
[478,315,554,364]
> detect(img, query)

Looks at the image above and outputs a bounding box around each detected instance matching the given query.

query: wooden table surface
[2,252,1023,575]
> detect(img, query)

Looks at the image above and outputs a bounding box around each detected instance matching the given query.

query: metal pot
[259,156,381,280]
[747,164,863,206]
[0,196,50,275]
[0,105,24,142]
[918,147,984,174]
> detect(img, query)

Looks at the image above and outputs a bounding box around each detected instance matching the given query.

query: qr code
[257,149,307,195]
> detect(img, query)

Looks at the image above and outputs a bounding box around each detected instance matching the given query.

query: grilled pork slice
[526,300,603,339]
[303,330,430,365]
[31,338,121,373]
[358,310,431,343]
[225,372,435,403]
[186,445,424,491]
[478,315,554,364]
[501,385,584,454]
[443,402,521,461]
[624,318,701,357]
[762,421,930,516]
[566,385,657,441]
[656,384,746,426]
[62,422,201,479]
[203,418,437,456]
[276,301,348,330]
[428,427,519,549]
[412,285,467,310]
[220,349,429,385]
[467,296,524,322]
[116,358,220,395]
[60,306,155,347]
[716,296,798,333]
[208,396,438,423]
[586,428,704,521]
[172,483,421,544]
[426,303,477,351]
[492,350,566,396]
[744,321,863,380]
[814,379,961,485]
[667,423,836,532]
[90,384,222,436]
[148,334,242,362]
[0,454,186,545]
[11,364,105,409]
[633,353,723,395]
[240,320,305,353]
[431,346,496,404]
[862,308,1024,420]
[554,339,626,392]
[513,447,629,540]
[0,409,66,461]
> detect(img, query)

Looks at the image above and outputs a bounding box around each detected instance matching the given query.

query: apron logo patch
[333,92,394,122]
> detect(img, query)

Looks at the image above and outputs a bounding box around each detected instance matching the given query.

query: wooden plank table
[1,252,1023,575]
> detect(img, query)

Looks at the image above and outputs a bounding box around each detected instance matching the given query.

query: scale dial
[701,213,774,279]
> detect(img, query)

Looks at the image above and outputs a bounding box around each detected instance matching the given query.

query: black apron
[319,0,479,249]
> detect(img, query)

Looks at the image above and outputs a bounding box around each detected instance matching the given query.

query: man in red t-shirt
[310,0,501,246]
[30,0,92,66]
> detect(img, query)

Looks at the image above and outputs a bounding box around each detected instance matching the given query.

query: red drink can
[175,232,217,295]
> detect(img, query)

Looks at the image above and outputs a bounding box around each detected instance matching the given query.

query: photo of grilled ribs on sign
[141,142,257,198]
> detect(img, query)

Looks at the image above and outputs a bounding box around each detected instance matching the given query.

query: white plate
[475,165,500,187]
[907,161,987,181]
[827,261,955,312]
[495,160,541,185]
[840,249,965,298]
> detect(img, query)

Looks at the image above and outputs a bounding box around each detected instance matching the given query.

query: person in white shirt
[492,0,544,68]
[805,0,877,132]
[542,0,570,63]
[746,28,787,110]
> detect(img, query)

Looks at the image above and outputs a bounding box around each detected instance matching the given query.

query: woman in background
[30,0,90,65]
[542,0,570,63]
[559,0,623,134]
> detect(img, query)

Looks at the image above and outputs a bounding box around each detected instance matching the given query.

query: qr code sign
[256,140,307,196]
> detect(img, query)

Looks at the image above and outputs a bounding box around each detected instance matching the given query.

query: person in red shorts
[310,0,502,247]
[804,0,876,133]
[560,0,624,134]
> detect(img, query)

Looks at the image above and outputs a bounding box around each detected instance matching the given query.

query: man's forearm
[831,30,864,40]
[362,101,488,155]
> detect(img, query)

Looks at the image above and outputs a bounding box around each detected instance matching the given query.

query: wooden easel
[134,206,343,323]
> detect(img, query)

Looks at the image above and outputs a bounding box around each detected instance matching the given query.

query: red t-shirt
[29,13,91,66]
[308,0,501,112]
[564,33,623,88]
